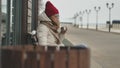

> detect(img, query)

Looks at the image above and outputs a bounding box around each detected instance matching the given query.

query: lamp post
[79,11,84,28]
[86,9,91,29]
[94,6,101,30]
[73,13,79,27]
[106,3,114,32]
[73,14,76,26]
[76,13,79,27]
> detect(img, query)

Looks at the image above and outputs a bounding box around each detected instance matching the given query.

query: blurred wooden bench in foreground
[0,45,90,68]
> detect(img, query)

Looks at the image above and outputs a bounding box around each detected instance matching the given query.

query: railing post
[21,0,28,44]
[5,0,11,45]
[0,0,2,46]
[32,0,39,30]
[0,0,1,67]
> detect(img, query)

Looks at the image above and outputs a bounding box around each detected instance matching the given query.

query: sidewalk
[63,23,120,68]
[78,25,120,34]
[65,37,103,68]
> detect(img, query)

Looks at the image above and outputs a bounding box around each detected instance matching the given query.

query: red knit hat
[45,1,59,17]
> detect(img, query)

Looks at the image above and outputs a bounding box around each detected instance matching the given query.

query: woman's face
[50,14,60,27]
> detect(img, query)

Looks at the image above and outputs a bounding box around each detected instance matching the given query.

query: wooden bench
[0,45,90,68]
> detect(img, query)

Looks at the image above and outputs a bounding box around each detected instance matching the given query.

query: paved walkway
[64,24,120,68]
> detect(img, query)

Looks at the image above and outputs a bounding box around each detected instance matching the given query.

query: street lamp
[73,14,76,26]
[86,9,91,29]
[79,11,84,28]
[74,13,79,27]
[106,3,114,32]
[94,6,101,30]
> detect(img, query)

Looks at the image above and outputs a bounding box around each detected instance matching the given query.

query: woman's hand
[60,26,67,34]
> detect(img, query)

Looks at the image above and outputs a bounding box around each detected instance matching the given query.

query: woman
[37,1,67,46]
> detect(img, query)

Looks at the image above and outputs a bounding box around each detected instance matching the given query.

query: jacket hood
[39,11,51,21]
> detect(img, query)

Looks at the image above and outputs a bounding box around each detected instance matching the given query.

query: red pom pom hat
[45,1,59,17]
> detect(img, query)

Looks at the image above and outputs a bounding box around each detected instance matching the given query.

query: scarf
[40,21,61,44]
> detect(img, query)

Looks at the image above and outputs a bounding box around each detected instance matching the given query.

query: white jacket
[37,12,64,46]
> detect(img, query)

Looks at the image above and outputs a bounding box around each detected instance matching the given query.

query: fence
[0,45,90,68]
[74,23,120,32]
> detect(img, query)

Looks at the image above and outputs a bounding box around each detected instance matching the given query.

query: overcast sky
[2,0,120,23]
[42,0,120,23]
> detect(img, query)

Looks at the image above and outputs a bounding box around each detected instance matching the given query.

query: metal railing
[74,23,120,33]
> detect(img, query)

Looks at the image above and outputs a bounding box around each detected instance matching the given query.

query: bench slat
[39,52,52,68]
[68,49,79,68]
[54,50,67,68]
